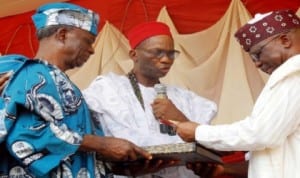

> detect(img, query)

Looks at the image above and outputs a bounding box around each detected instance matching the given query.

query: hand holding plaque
[109,142,223,176]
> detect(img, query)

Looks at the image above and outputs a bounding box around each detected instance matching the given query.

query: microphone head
[154,83,167,94]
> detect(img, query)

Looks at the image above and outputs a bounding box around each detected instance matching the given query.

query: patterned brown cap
[234,9,300,52]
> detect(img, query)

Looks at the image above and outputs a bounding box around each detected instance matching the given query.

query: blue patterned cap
[32,2,99,35]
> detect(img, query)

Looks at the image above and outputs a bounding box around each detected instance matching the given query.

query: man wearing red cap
[172,9,300,178]
[83,21,217,178]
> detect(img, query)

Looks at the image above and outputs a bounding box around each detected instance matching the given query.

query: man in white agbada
[83,21,217,178]
[173,9,300,178]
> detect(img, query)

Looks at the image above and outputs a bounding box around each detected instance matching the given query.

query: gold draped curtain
[2,0,299,124]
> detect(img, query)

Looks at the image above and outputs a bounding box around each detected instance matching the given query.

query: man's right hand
[187,162,248,178]
[186,162,221,178]
[111,158,179,176]
[80,135,152,162]
[173,121,199,142]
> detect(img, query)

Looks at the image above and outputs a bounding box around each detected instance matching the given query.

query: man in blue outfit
[0,2,151,177]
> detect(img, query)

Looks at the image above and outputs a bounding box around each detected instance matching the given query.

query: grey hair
[36,24,74,40]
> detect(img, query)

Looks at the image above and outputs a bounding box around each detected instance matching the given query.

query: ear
[55,27,68,42]
[129,49,138,62]
[279,33,292,48]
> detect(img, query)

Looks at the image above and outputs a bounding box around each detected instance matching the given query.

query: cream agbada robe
[196,54,300,178]
[83,72,217,178]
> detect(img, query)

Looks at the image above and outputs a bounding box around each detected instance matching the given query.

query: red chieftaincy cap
[126,21,172,49]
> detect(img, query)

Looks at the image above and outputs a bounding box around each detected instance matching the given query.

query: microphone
[154,83,168,99]
[154,84,176,136]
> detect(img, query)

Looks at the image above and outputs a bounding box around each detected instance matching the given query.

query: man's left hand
[151,98,188,122]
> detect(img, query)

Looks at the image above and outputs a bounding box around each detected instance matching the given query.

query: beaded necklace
[127,71,145,110]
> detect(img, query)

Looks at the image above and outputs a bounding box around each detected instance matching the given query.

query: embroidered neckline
[127,70,161,111]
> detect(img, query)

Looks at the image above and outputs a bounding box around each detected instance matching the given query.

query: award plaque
[110,142,223,171]
[140,142,223,165]
[108,142,223,176]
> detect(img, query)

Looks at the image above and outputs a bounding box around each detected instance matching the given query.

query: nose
[160,55,174,64]
[88,46,95,55]
[253,60,262,67]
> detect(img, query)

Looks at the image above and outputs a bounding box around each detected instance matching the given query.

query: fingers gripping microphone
[154,84,176,136]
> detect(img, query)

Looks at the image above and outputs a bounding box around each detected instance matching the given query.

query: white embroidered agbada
[83,72,217,178]
[195,55,300,178]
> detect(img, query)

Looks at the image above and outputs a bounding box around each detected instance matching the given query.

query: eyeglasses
[135,48,180,60]
[249,34,281,62]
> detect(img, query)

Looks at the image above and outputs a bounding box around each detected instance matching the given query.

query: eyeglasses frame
[135,47,180,60]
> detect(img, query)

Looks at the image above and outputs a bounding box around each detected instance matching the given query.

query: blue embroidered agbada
[0,55,109,178]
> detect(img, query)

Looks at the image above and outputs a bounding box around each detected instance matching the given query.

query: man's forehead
[140,35,173,47]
